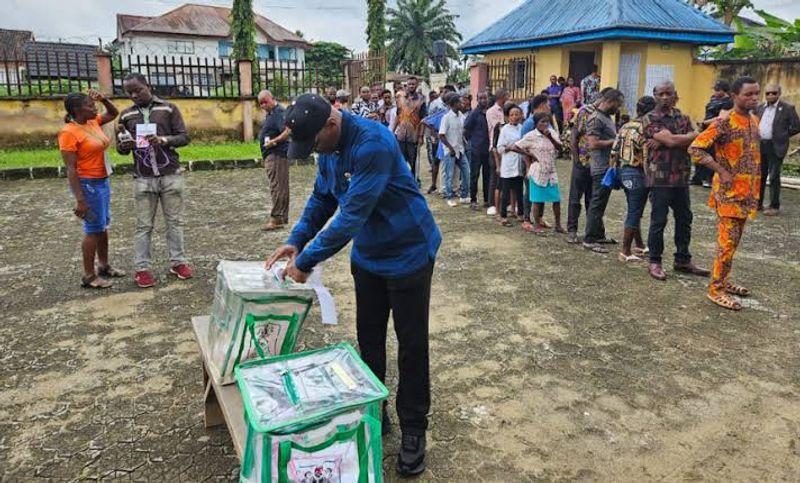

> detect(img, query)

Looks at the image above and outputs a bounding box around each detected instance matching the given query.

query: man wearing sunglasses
[755,84,800,216]
[265,93,441,478]
[257,89,291,231]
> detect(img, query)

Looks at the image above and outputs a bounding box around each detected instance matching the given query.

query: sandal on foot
[618,253,643,263]
[500,219,512,227]
[583,242,608,253]
[725,283,751,297]
[81,274,113,289]
[98,265,126,278]
[554,226,567,234]
[633,246,649,256]
[597,237,618,245]
[707,293,742,311]
[540,220,551,229]
[533,226,548,236]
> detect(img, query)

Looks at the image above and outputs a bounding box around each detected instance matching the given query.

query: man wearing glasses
[257,89,291,231]
[755,84,800,215]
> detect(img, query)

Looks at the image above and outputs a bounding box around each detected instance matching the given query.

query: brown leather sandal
[81,274,113,289]
[707,293,742,311]
[725,283,751,297]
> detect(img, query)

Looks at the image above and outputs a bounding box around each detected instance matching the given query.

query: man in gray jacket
[756,84,800,215]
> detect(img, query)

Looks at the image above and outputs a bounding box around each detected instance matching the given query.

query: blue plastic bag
[602,166,623,190]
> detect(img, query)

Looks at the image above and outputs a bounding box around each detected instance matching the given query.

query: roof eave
[461,28,734,55]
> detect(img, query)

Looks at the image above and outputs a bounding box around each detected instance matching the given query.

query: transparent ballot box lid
[235,343,389,433]
[206,260,316,386]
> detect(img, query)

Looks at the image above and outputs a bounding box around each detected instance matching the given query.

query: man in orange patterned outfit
[689,77,761,311]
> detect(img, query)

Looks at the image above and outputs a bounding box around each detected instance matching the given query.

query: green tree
[720,10,800,59]
[306,41,352,88]
[231,0,256,60]
[386,0,462,76]
[366,0,387,53]
[691,0,754,26]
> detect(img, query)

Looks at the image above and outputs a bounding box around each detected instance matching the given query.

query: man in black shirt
[692,80,733,187]
[463,91,491,210]
[257,89,291,231]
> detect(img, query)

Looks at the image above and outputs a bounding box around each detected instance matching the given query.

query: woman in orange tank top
[58,90,122,289]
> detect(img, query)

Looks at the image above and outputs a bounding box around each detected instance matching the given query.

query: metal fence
[252,59,345,99]
[111,55,240,98]
[0,50,97,97]
[486,54,537,101]
[346,52,387,96]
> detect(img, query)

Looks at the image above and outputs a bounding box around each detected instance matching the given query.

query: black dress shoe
[396,433,426,477]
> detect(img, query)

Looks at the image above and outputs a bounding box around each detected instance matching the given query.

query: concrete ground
[1,160,799,481]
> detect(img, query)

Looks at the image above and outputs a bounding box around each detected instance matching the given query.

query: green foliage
[446,66,469,85]
[712,10,800,59]
[386,0,462,76]
[305,41,351,88]
[692,0,754,26]
[231,0,257,61]
[366,0,387,53]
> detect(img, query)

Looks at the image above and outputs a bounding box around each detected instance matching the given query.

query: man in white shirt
[756,84,800,215]
[438,93,470,206]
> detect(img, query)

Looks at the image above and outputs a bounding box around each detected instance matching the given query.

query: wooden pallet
[191,315,246,460]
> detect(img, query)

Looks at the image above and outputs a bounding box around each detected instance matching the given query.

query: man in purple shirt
[547,75,564,133]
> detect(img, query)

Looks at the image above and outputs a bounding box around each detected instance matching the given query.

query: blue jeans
[79,177,111,234]
[443,152,470,199]
[620,166,649,230]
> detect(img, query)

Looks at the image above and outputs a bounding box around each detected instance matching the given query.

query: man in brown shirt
[394,76,427,184]
[117,73,192,288]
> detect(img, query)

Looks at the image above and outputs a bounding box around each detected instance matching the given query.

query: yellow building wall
[483,46,565,102]
[0,97,251,149]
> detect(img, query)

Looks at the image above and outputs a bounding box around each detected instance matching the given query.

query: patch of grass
[0,142,261,170]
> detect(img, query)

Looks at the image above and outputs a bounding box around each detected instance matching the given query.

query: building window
[218,40,233,57]
[167,40,195,55]
[509,59,527,90]
[278,47,297,61]
[256,44,276,60]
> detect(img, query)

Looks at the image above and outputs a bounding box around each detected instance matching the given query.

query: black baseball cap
[286,93,332,159]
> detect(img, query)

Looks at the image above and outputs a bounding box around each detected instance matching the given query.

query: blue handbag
[602,166,623,190]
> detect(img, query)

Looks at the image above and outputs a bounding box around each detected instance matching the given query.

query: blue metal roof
[461,0,734,54]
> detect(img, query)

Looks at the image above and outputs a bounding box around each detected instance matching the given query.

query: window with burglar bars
[486,55,536,101]
[0,49,97,98]
[111,55,239,98]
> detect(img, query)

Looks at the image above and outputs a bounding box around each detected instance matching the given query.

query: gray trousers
[133,174,187,270]
[265,154,290,223]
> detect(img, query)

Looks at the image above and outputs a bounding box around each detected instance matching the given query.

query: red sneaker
[170,264,194,280]
[134,270,157,288]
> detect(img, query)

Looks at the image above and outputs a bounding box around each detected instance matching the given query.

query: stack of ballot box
[235,343,388,482]
[207,260,316,385]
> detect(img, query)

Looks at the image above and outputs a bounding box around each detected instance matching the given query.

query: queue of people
[416,76,795,313]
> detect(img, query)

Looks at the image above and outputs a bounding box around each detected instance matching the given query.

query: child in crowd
[496,103,525,226]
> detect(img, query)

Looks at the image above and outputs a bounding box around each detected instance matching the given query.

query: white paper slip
[135,123,157,148]
[269,263,339,325]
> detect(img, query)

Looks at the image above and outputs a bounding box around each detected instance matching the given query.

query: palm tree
[386,0,462,76]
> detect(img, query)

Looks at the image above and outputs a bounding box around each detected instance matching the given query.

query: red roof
[116,3,310,49]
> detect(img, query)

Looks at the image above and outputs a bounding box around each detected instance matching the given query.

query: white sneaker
[447,199,459,207]
[487,206,497,215]
[459,197,470,204]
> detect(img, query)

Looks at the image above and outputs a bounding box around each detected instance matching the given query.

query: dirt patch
[1,161,799,480]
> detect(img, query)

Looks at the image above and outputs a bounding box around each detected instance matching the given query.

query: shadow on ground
[1,160,799,481]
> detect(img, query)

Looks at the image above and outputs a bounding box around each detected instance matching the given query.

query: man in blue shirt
[463,90,491,210]
[265,93,441,478]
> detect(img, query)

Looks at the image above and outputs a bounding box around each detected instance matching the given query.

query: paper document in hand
[135,123,157,148]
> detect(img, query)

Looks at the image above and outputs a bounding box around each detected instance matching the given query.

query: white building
[116,4,310,62]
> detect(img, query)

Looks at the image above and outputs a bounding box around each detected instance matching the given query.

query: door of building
[568,51,596,84]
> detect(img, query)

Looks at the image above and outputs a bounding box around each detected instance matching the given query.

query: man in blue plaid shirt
[265,93,440,478]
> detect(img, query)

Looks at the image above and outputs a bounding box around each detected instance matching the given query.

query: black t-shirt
[258,104,288,158]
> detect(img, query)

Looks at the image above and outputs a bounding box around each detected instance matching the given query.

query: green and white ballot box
[235,343,388,483]
[207,260,316,386]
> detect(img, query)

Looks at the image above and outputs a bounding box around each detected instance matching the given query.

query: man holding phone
[117,73,192,288]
